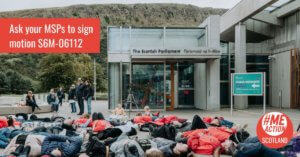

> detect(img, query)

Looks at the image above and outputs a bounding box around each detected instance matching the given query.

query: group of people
[25,78,94,116]
[0,105,300,157]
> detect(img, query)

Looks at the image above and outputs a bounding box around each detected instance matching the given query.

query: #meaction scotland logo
[257,112,293,149]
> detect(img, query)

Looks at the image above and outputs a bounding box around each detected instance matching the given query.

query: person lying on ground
[2,134,46,157]
[151,137,189,157]
[26,91,41,113]
[203,116,235,128]
[222,137,284,157]
[41,134,83,157]
[92,112,112,132]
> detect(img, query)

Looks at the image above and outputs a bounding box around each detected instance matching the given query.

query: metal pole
[94,58,97,101]
[231,73,233,116]
[263,72,266,114]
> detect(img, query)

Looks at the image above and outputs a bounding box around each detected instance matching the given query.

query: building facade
[108,0,300,110]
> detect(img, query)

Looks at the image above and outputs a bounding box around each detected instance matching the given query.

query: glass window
[165,28,206,48]
[131,63,164,110]
[122,63,130,107]
[108,27,121,52]
[220,83,229,106]
[131,28,164,48]
[108,63,120,109]
[220,55,229,81]
[178,63,194,106]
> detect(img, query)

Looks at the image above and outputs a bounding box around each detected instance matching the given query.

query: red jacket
[74,117,93,127]
[133,116,152,124]
[93,120,112,132]
[187,133,221,155]
[154,115,178,124]
[0,118,8,128]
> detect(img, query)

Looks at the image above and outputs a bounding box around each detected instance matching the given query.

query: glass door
[178,63,194,108]
[131,63,165,110]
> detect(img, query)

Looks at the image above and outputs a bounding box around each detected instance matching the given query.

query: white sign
[131,48,220,56]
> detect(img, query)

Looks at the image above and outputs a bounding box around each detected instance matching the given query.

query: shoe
[77,113,83,115]
[11,144,24,156]
[18,145,31,157]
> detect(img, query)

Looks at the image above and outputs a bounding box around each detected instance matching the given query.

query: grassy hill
[0,4,227,93]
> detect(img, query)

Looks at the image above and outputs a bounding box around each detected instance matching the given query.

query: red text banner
[0,18,100,53]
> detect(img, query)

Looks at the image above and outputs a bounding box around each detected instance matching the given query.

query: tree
[39,54,77,91]
[38,54,106,92]
[0,71,8,94]
[5,70,32,94]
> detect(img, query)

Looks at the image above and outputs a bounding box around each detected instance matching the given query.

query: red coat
[0,118,8,128]
[187,133,221,155]
[154,115,178,124]
[74,117,93,127]
[93,120,112,132]
[133,116,152,124]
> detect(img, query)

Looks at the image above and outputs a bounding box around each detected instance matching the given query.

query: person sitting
[109,104,128,124]
[26,91,41,113]
[41,134,83,157]
[47,89,59,113]
[112,104,126,116]
[144,106,151,116]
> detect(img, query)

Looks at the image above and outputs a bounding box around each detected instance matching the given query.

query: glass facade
[108,27,207,53]
[131,63,164,110]
[178,63,194,107]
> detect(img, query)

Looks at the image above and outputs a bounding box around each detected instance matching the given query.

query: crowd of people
[25,78,94,116]
[0,102,300,157]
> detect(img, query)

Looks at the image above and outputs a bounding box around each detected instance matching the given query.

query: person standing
[26,91,41,113]
[47,89,59,113]
[83,80,94,115]
[57,87,65,106]
[75,78,85,115]
[68,84,77,113]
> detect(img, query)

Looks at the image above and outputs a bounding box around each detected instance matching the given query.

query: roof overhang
[220,0,278,35]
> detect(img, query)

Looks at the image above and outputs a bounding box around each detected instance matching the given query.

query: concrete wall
[270,51,291,108]
[199,15,221,110]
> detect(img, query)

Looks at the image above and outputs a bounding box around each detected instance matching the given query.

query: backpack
[86,136,107,157]
[136,139,152,152]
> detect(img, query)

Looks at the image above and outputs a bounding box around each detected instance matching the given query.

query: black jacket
[83,85,94,100]
[68,88,76,100]
[57,90,65,100]
[26,95,36,106]
[75,83,85,97]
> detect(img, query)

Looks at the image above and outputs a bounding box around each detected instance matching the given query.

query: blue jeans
[220,119,234,128]
[236,137,283,157]
[86,97,92,115]
[70,102,76,113]
[50,102,59,112]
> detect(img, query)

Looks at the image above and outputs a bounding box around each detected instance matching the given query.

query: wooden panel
[290,48,300,108]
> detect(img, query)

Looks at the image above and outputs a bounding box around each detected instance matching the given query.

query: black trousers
[58,98,63,106]
[77,96,84,114]
[27,102,39,112]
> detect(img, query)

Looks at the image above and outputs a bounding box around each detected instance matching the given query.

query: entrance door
[178,63,194,108]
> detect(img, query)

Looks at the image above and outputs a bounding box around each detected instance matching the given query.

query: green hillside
[0,4,226,94]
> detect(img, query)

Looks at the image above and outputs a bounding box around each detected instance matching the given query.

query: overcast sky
[0,0,241,12]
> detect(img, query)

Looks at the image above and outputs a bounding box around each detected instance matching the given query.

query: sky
[0,0,241,12]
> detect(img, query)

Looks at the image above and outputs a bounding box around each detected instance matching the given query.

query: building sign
[131,48,220,56]
[232,73,263,96]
